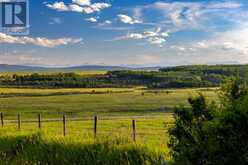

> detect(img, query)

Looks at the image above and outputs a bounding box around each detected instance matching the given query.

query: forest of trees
[1,65,248,88]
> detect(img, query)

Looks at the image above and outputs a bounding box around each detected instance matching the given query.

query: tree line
[1,65,248,88]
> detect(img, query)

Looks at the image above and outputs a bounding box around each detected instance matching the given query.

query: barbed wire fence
[0,112,174,142]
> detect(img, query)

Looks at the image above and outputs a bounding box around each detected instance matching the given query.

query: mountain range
[0,64,161,72]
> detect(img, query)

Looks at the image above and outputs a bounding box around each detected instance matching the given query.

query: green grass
[0,115,172,164]
[0,87,218,164]
[0,87,218,118]
[0,115,173,149]
[0,132,169,165]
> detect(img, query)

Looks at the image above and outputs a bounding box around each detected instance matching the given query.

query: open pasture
[0,87,217,151]
[0,87,218,118]
[0,87,218,162]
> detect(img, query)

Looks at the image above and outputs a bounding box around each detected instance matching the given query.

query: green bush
[169,78,248,165]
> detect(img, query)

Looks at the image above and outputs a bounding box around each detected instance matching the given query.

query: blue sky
[1,0,248,67]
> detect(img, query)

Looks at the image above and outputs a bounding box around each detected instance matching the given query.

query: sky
[0,0,248,67]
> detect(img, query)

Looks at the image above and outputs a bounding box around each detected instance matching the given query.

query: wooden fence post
[0,113,3,127]
[18,113,21,130]
[132,119,136,142]
[94,116,97,139]
[63,115,66,136]
[38,114,41,129]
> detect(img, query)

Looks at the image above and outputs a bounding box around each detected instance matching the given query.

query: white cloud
[46,2,69,11]
[0,33,82,48]
[69,4,84,12]
[72,0,91,6]
[167,23,248,64]
[148,37,166,45]
[128,33,145,40]
[178,47,186,51]
[161,32,169,37]
[47,1,111,14]
[200,24,248,55]
[81,7,95,14]
[0,54,43,66]
[117,14,142,24]
[207,2,241,9]
[149,1,242,29]
[85,17,98,23]
[197,41,209,48]
[170,45,195,52]
[90,3,111,12]
[104,20,112,24]
[114,28,169,46]
[96,20,112,27]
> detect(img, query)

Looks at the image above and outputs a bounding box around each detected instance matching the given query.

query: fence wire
[0,113,174,145]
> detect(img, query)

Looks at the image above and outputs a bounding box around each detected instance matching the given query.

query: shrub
[169,78,248,165]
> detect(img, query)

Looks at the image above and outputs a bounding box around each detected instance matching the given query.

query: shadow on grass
[0,90,133,98]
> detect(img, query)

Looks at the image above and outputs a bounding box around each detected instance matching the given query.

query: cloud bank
[0,33,82,48]
[150,1,242,29]
[47,1,111,14]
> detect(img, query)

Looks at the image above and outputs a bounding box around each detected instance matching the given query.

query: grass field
[0,87,217,117]
[0,87,218,163]
[0,116,173,155]
[0,87,218,147]
[0,132,169,164]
